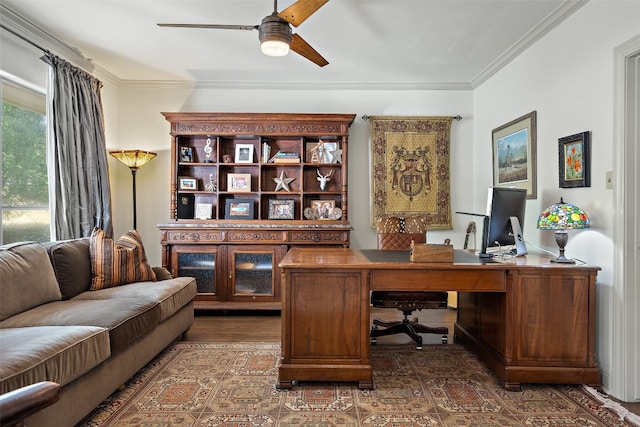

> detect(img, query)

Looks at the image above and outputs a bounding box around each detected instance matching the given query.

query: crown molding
[117,79,472,91]
[0,3,94,73]
[470,0,588,89]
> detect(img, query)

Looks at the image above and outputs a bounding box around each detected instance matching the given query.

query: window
[1,77,49,244]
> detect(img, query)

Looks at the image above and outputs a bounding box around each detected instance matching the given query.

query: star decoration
[330,148,342,164]
[273,170,295,192]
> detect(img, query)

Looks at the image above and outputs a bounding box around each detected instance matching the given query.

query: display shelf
[161,113,355,309]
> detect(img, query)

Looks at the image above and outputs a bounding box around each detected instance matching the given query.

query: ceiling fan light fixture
[259,13,292,57]
[261,39,290,56]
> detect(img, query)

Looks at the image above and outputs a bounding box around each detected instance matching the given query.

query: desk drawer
[371,269,506,292]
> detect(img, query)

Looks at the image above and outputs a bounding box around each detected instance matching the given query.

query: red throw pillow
[89,227,156,290]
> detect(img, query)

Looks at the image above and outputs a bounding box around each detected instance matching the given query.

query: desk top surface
[280,247,599,272]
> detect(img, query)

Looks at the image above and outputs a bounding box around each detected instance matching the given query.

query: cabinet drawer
[289,230,350,244]
[227,230,286,243]
[165,230,225,243]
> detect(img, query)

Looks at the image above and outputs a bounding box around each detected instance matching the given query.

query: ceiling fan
[158,0,329,67]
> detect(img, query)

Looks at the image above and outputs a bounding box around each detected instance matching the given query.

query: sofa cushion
[0,299,161,354]
[90,227,156,290]
[74,277,197,322]
[0,242,62,321]
[0,326,110,394]
[44,238,92,300]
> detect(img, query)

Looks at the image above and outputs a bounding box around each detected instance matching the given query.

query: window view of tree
[1,79,49,244]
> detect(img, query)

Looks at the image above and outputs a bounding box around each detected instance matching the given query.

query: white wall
[109,87,474,264]
[473,0,640,397]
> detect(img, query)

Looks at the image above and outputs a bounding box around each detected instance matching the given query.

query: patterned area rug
[81,342,639,426]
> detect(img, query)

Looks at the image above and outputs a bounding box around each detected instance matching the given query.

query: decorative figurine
[205,174,216,192]
[203,136,213,163]
[317,169,332,191]
[273,170,295,192]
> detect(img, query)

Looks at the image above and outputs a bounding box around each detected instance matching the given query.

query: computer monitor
[479,187,528,258]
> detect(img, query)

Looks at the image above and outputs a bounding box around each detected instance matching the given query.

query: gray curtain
[42,53,112,239]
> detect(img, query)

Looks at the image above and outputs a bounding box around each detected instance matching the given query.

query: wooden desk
[277,247,601,390]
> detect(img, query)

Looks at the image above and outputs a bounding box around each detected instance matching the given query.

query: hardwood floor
[187,308,640,417]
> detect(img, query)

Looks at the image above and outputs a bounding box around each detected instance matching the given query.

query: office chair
[370,216,449,350]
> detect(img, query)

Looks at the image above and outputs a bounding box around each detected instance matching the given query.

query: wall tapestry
[369,116,453,229]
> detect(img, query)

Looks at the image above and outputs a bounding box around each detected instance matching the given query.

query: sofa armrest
[0,381,61,426]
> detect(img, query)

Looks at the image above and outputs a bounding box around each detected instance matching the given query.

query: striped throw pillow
[90,227,156,290]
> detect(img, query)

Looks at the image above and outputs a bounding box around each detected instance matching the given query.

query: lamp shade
[536,198,590,230]
[109,150,157,169]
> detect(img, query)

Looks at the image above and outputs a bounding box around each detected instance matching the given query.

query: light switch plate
[606,171,613,189]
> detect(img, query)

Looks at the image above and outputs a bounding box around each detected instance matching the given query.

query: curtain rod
[0,23,49,54]
[361,114,462,121]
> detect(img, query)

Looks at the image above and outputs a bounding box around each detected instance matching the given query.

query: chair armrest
[0,381,61,426]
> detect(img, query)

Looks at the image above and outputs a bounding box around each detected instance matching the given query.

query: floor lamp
[109,150,157,230]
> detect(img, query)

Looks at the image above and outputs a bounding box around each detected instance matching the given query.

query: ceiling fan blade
[289,33,328,67]
[278,0,329,27]
[157,23,258,31]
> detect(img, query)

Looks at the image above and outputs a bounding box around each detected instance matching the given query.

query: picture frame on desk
[178,177,197,191]
[268,199,295,220]
[558,131,590,188]
[492,111,537,199]
[235,143,254,163]
[225,199,254,219]
[228,173,251,193]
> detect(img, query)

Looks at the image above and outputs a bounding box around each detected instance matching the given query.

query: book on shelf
[268,151,300,163]
[273,157,301,164]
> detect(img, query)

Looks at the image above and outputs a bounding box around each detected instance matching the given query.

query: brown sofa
[0,238,197,426]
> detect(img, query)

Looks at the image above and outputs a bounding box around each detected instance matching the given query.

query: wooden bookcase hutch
[158,112,356,310]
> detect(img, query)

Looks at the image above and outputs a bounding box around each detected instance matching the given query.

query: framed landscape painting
[492,111,537,199]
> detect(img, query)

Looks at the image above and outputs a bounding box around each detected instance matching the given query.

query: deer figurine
[317,169,332,191]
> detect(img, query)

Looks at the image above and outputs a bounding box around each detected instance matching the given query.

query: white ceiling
[1,0,585,89]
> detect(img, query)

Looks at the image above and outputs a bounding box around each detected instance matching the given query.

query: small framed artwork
[178,177,197,191]
[227,173,251,193]
[195,203,213,220]
[310,199,335,220]
[225,199,254,219]
[558,131,590,188]
[235,144,254,163]
[492,111,537,199]
[180,146,193,163]
[268,199,295,220]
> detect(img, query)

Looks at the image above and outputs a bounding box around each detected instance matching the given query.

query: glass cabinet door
[228,245,286,302]
[171,245,224,301]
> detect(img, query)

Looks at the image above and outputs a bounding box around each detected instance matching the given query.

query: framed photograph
[180,146,193,163]
[235,143,254,163]
[268,199,295,220]
[492,111,537,199]
[310,199,335,220]
[558,131,590,188]
[195,203,212,220]
[178,177,197,191]
[227,173,251,193]
[225,199,254,219]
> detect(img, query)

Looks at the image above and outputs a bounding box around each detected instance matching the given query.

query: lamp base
[551,230,574,263]
[551,256,576,264]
